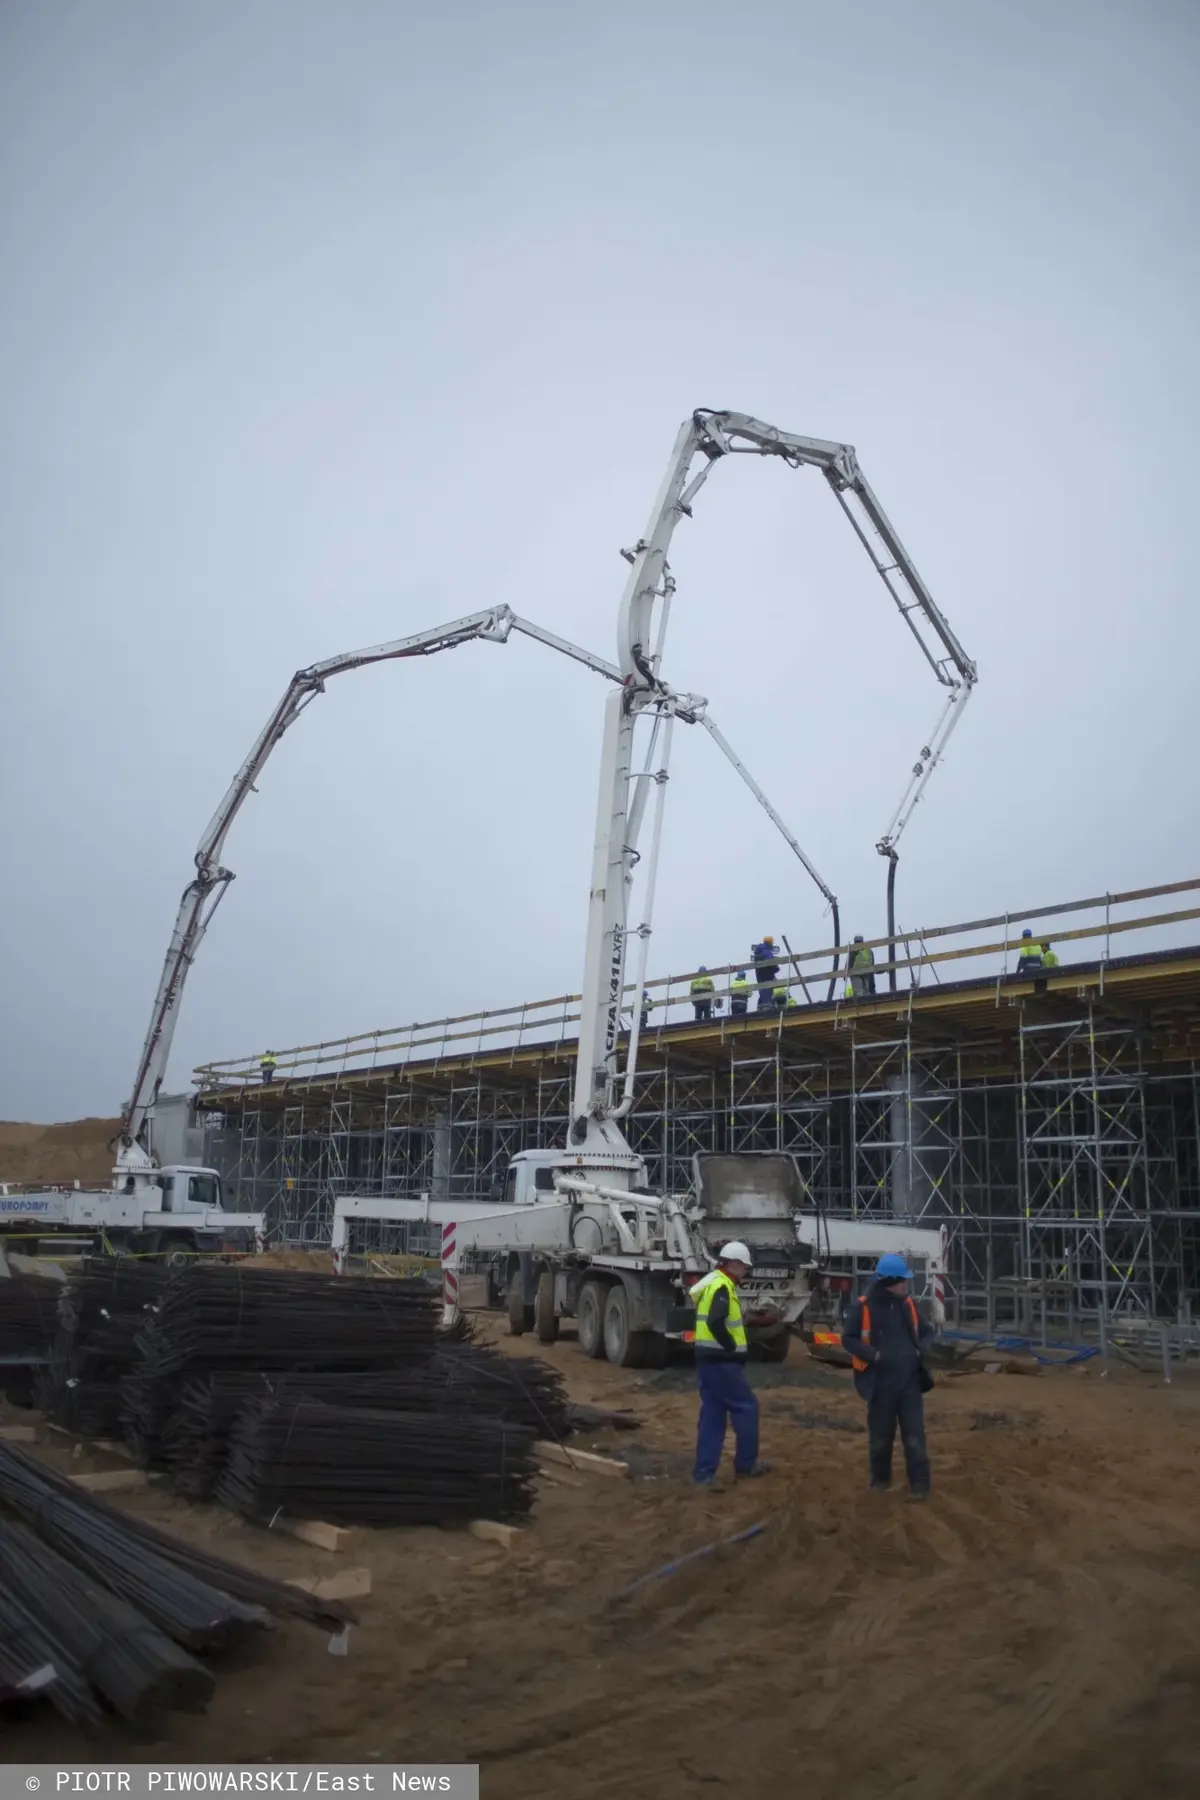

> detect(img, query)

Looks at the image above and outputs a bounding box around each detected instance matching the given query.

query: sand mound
[0,1118,120,1188]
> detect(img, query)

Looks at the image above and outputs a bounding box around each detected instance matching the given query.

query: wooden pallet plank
[534,1440,629,1478]
[468,1519,523,1549]
[289,1566,372,1600]
[70,1468,148,1495]
[277,1518,355,1552]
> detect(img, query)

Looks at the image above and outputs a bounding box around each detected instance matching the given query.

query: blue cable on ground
[611,1521,769,1602]
[940,1328,1099,1365]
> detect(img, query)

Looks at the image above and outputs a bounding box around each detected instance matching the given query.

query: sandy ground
[4,1325,1200,1798]
[0,1117,118,1187]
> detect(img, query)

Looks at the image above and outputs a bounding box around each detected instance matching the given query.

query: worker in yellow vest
[690,1241,772,1485]
[841,1252,934,1499]
[690,967,715,1022]
[1041,942,1058,968]
[729,972,753,1017]
[845,936,876,998]
[259,1051,278,1085]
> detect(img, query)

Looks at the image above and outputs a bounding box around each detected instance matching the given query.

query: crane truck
[0,608,626,1264]
[334,409,975,1363]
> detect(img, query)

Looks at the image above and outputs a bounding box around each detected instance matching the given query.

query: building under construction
[194,876,1200,1341]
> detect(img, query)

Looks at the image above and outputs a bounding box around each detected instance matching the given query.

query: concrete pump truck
[333,410,976,1363]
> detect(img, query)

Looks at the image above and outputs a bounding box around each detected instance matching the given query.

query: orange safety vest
[850,1293,920,1373]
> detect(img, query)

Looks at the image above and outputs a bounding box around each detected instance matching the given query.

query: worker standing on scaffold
[751,935,779,1010]
[1016,928,1043,975]
[846,936,876,998]
[259,1051,278,1085]
[690,967,715,1021]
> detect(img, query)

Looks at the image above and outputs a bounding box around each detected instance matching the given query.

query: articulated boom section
[123,606,622,1169]
[571,408,976,1145]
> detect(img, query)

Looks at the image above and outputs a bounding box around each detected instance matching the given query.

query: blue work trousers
[693,1357,759,1481]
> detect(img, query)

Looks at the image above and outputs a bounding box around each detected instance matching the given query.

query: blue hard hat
[699,965,707,971]
[736,970,746,979]
[1022,928,1033,938]
[874,1252,912,1281]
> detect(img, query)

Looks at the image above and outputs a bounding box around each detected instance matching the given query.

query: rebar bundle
[0,1275,62,1360]
[217,1399,538,1527]
[0,1446,270,1651]
[0,1441,354,1726]
[164,1347,568,1499]
[432,1340,571,1436]
[0,1442,352,1631]
[139,1266,440,1374]
[38,1258,168,1439]
[0,1519,213,1725]
[121,1265,439,1466]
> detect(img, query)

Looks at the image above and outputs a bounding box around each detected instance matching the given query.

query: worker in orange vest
[841,1252,934,1500]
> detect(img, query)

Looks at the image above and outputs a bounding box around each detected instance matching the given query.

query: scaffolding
[195,877,1200,1338]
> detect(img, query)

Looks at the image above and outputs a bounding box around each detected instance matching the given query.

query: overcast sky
[1,0,1197,1123]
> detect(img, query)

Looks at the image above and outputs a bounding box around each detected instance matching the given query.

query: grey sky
[1,0,1197,1122]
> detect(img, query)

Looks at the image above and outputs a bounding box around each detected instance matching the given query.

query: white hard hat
[719,1241,753,1266]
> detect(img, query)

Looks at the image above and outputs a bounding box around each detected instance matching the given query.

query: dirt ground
[0,1116,119,1186]
[4,1325,1200,1798]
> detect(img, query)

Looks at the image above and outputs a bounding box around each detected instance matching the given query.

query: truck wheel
[602,1284,646,1369]
[162,1237,194,1271]
[507,1279,534,1337]
[576,1280,608,1359]
[756,1332,791,1364]
[534,1269,560,1344]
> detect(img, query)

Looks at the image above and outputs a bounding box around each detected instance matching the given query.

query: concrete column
[888,1064,950,1221]
[431,1112,452,1204]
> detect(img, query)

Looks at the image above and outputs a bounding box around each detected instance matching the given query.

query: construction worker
[690,967,716,1021]
[691,1241,772,1485]
[259,1051,278,1085]
[1041,942,1059,968]
[771,984,800,1011]
[841,1252,934,1501]
[845,935,876,998]
[1016,928,1043,975]
[730,971,753,1017]
[751,936,780,1010]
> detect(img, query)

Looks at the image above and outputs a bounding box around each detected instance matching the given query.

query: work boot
[734,1461,773,1479]
[907,1489,930,1504]
[869,1478,891,1491]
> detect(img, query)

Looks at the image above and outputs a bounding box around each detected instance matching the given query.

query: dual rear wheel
[577,1278,666,1369]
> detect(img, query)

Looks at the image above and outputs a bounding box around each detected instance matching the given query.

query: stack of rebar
[0,1276,62,1362]
[0,1441,353,1727]
[142,1266,439,1373]
[37,1258,167,1439]
[431,1340,570,1435]
[162,1345,568,1499]
[217,1399,538,1527]
[123,1265,440,1466]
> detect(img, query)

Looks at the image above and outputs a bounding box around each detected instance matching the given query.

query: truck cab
[500,1147,652,1207]
[154,1166,225,1213]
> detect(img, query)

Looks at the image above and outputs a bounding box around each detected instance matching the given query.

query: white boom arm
[571,409,976,1143]
[119,606,619,1164]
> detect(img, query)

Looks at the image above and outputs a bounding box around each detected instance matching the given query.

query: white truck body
[0,1165,264,1263]
[331,1149,946,1367]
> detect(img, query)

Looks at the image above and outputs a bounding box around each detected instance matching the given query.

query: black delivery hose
[885,850,899,994]
[826,898,842,1004]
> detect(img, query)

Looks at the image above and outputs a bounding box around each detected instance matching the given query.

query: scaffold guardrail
[192,874,1200,1092]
